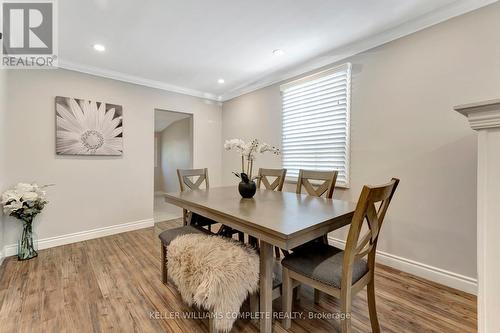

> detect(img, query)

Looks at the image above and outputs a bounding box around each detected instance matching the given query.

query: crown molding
[57,0,496,103]
[454,99,500,130]
[58,60,219,101]
[220,0,497,102]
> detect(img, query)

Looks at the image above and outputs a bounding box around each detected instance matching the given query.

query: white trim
[2,218,154,257]
[455,100,500,332]
[220,0,496,101]
[454,98,500,130]
[50,1,494,103]
[328,236,478,295]
[58,60,218,101]
[477,130,488,333]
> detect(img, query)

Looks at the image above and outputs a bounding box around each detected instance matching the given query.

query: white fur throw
[167,234,259,333]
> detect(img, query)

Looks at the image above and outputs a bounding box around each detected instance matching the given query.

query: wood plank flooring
[0,219,477,333]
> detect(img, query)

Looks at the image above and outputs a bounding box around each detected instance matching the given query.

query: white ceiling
[155,110,191,132]
[59,0,495,101]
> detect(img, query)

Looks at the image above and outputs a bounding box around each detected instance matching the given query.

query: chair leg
[322,234,329,244]
[249,236,259,249]
[161,244,168,285]
[340,288,352,333]
[367,278,381,333]
[314,289,321,304]
[182,209,188,226]
[238,231,245,242]
[282,267,293,329]
[293,285,301,302]
[249,292,259,322]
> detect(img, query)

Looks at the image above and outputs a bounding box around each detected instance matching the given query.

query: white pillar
[455,99,500,333]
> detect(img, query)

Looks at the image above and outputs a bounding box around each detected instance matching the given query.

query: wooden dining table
[164,186,356,333]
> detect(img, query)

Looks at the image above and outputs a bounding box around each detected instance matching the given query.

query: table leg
[260,241,273,333]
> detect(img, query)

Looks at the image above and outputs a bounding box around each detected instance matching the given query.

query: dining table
[164,186,356,333]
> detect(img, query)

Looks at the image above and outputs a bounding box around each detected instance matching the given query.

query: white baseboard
[0,221,477,295]
[328,236,478,295]
[2,218,154,258]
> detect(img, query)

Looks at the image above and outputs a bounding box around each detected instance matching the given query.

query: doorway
[154,109,193,223]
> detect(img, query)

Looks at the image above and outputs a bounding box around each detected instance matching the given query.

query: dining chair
[177,168,213,229]
[159,225,210,285]
[250,168,287,253]
[247,167,302,312]
[281,178,400,333]
[159,168,244,284]
[256,168,287,191]
[292,169,339,250]
[177,168,244,240]
[296,169,338,199]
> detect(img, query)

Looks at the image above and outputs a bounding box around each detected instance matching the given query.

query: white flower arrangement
[224,138,280,181]
[1,183,51,222]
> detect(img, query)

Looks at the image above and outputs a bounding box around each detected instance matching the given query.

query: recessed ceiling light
[93,44,106,52]
[217,78,225,84]
[273,49,285,56]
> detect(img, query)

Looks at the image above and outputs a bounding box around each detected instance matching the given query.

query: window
[281,63,351,187]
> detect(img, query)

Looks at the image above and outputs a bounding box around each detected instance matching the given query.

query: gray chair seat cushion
[281,242,368,288]
[159,225,209,245]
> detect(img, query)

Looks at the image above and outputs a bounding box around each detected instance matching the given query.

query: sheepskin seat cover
[167,234,259,333]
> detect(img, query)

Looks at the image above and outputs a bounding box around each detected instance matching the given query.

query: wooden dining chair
[251,168,287,257]
[248,167,305,313]
[177,168,244,240]
[295,169,339,247]
[159,225,210,285]
[281,178,400,333]
[158,168,214,285]
[159,168,244,284]
[256,168,287,191]
[177,168,212,229]
[296,169,338,199]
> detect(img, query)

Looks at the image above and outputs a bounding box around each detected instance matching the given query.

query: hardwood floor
[0,219,477,333]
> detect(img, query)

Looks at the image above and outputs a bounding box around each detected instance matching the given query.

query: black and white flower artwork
[55,96,123,155]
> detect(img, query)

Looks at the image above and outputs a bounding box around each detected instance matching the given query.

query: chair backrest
[256,168,287,191]
[342,178,399,286]
[177,168,209,192]
[295,169,338,199]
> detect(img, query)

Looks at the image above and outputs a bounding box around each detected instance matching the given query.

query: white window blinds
[281,63,351,187]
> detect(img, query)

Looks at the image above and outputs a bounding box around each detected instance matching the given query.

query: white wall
[160,117,193,192]
[3,69,222,248]
[222,3,500,287]
[0,69,6,263]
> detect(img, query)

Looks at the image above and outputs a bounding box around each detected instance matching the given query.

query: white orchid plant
[224,138,280,183]
[1,183,50,223]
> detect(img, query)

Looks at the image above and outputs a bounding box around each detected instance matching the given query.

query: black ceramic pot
[238,180,257,198]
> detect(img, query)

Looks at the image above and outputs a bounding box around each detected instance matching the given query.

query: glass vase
[18,219,38,261]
